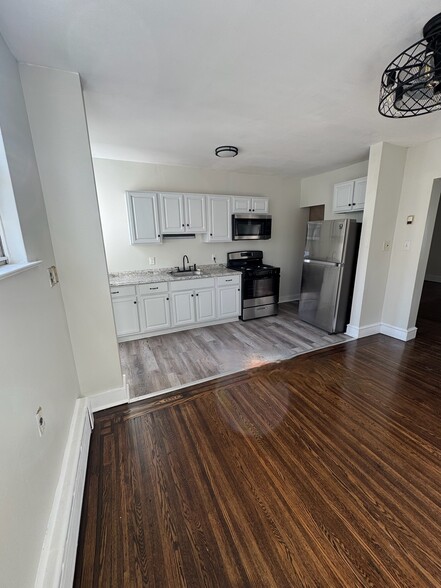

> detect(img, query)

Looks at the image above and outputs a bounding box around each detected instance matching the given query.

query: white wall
[93,158,307,300]
[20,65,122,397]
[300,160,369,220]
[383,138,441,330]
[349,142,407,331]
[425,199,441,281]
[0,36,80,588]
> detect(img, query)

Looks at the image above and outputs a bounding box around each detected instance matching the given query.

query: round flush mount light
[215,145,238,158]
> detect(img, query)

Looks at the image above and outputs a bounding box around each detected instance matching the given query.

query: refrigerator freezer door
[299,260,342,333]
[304,220,349,263]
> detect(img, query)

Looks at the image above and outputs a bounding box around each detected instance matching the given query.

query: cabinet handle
[182,224,185,227]
[196,293,199,296]
[238,289,240,292]
[249,209,251,212]
[187,223,189,227]
[225,279,232,282]
[134,301,137,304]
[157,234,160,238]
[252,209,255,212]
[166,297,169,301]
[210,233,213,236]
[112,291,119,294]
[150,287,159,290]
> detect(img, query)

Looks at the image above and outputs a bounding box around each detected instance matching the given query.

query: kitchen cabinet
[232,196,269,213]
[139,293,171,332]
[217,275,241,319]
[170,278,216,326]
[137,282,171,332]
[204,195,232,242]
[195,287,216,322]
[111,273,241,341]
[111,286,141,337]
[159,192,206,234]
[333,177,367,213]
[171,290,196,327]
[126,191,161,244]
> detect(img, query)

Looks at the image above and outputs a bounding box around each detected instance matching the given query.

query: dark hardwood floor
[75,326,441,587]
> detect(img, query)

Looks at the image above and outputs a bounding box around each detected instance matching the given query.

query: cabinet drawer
[217,275,241,287]
[137,282,168,295]
[169,277,215,291]
[110,285,136,298]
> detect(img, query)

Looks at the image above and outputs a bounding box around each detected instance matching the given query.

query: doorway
[416,190,441,334]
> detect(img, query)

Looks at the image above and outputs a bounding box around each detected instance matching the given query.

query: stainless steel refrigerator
[299,219,360,334]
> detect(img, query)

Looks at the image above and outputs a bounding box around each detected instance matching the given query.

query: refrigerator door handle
[304,259,342,267]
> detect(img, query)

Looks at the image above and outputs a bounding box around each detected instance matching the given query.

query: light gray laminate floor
[119,302,350,398]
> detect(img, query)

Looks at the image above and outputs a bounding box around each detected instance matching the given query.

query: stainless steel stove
[227,251,280,320]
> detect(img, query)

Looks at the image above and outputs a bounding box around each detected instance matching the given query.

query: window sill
[0,260,42,280]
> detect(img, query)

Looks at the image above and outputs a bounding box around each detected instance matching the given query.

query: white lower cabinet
[112,274,241,341]
[195,288,216,322]
[171,290,196,326]
[139,293,171,332]
[170,278,216,326]
[112,296,141,337]
[217,285,241,318]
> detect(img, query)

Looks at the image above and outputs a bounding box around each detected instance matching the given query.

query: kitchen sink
[169,270,202,277]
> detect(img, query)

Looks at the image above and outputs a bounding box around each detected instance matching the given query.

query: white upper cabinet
[232,196,269,213]
[333,177,367,214]
[159,193,185,233]
[185,194,206,232]
[126,192,161,244]
[352,177,367,212]
[159,192,206,233]
[204,195,232,242]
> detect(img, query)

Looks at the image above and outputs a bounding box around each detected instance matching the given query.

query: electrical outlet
[382,240,391,251]
[211,254,217,263]
[148,256,156,265]
[35,406,46,437]
[48,265,59,287]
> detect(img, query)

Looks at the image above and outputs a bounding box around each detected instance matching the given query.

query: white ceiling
[0,0,440,176]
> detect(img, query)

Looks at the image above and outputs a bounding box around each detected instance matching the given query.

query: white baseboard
[345,323,381,338]
[88,374,129,413]
[425,274,441,283]
[380,323,418,341]
[346,322,417,342]
[35,398,92,588]
[279,293,300,303]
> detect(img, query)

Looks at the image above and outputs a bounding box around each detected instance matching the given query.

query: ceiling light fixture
[215,145,238,158]
[379,12,441,118]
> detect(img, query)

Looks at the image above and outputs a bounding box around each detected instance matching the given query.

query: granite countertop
[109,264,241,286]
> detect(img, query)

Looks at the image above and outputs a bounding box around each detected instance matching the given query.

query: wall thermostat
[406,215,414,225]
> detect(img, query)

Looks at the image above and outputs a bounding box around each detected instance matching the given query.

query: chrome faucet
[182,255,189,271]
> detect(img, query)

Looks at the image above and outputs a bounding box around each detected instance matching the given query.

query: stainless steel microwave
[232,214,272,240]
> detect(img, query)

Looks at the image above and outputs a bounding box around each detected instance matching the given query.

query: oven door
[232,214,272,240]
[242,273,279,307]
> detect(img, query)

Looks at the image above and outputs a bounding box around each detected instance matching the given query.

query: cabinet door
[171,290,196,326]
[333,182,354,214]
[233,196,252,213]
[352,177,367,212]
[112,296,141,336]
[139,294,171,332]
[217,285,241,318]
[206,196,232,242]
[185,194,206,233]
[126,192,161,244]
[251,198,269,213]
[159,193,185,233]
[195,288,216,322]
